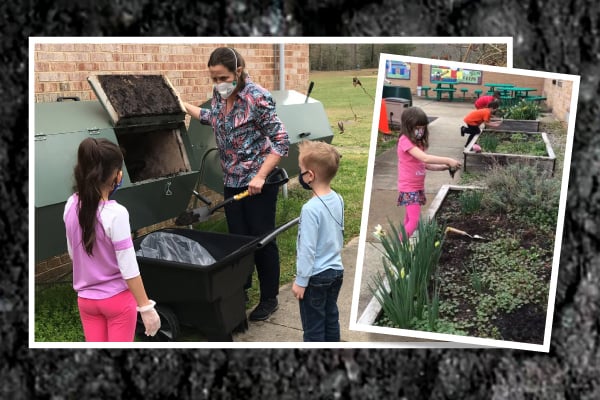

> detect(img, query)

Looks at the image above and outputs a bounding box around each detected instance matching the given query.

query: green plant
[479,133,499,152]
[481,164,560,230]
[458,190,483,214]
[467,238,550,326]
[35,283,84,342]
[370,218,445,330]
[492,132,548,156]
[468,265,488,294]
[499,100,541,120]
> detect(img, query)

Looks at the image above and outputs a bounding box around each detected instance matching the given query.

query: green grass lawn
[34,69,377,342]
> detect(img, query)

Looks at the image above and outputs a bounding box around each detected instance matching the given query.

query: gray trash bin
[385,97,411,130]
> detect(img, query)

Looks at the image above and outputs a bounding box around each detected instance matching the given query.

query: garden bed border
[464,130,556,176]
[495,118,541,132]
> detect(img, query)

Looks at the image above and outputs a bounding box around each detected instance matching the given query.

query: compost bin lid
[88,74,186,127]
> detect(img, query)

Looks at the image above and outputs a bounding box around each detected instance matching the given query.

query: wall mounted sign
[385,60,410,80]
[430,65,482,84]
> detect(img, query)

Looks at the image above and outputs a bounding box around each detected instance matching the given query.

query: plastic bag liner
[136,231,217,266]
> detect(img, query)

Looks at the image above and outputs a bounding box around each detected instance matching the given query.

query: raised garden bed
[428,185,552,344]
[495,99,542,132]
[464,130,556,176]
[358,184,555,347]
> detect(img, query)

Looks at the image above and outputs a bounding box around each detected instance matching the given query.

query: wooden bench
[432,88,456,101]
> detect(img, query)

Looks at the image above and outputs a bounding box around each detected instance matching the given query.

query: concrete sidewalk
[234,97,475,343]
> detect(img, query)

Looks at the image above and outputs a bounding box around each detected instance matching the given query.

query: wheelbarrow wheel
[135,305,180,342]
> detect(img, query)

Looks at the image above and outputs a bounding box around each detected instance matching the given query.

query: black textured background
[5,0,599,398]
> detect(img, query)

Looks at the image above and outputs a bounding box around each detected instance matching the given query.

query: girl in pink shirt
[397,107,462,240]
[64,138,160,341]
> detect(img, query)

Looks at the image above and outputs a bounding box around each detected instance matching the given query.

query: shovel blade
[175,206,211,225]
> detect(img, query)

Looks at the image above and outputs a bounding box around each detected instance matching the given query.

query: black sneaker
[249,298,278,321]
[460,126,466,137]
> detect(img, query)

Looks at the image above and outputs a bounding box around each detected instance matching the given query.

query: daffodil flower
[373,224,386,239]
[400,267,406,279]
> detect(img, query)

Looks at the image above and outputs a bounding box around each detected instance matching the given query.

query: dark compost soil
[435,190,553,344]
[97,74,182,117]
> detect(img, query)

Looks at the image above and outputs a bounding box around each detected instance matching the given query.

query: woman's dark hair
[73,137,123,255]
[400,107,430,149]
[207,47,248,90]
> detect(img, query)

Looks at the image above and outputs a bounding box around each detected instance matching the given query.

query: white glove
[137,300,161,336]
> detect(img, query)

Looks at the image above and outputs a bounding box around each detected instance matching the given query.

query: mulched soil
[435,190,552,344]
[97,75,182,117]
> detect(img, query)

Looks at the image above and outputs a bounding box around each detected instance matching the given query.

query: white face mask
[215,80,237,99]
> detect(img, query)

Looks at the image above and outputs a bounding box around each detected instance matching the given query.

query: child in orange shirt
[461,100,502,147]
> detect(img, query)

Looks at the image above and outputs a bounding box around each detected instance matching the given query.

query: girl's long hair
[208,47,248,91]
[73,138,123,255]
[400,107,430,150]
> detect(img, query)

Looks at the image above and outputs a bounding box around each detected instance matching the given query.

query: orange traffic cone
[379,98,392,137]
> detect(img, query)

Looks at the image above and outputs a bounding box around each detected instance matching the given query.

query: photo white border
[29,36,512,350]
[349,53,580,353]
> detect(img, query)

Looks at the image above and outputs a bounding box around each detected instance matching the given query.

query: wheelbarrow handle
[257,217,300,248]
[233,190,250,201]
[445,226,468,236]
[264,166,289,187]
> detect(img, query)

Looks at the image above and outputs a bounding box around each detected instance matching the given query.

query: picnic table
[507,87,537,98]
[484,83,514,93]
[432,82,457,101]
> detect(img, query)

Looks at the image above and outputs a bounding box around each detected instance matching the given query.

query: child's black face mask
[298,171,312,190]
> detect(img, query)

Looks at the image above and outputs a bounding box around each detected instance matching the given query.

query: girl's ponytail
[73,138,123,255]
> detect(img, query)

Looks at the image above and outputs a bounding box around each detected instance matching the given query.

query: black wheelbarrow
[133,217,299,342]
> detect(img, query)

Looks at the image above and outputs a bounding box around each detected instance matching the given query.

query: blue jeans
[299,268,344,342]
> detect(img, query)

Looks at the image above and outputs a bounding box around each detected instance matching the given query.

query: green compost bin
[34,76,201,263]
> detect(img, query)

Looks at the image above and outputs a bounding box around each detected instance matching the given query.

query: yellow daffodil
[400,267,406,279]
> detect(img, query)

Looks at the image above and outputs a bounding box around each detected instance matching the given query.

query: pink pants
[402,204,421,240]
[78,290,137,342]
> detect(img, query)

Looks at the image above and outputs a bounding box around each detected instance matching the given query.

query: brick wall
[33,42,309,283]
[543,78,574,123]
[34,43,309,104]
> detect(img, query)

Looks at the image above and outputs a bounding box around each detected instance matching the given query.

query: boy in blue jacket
[292,140,344,342]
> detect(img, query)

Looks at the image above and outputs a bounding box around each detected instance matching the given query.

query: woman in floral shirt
[183,47,289,321]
